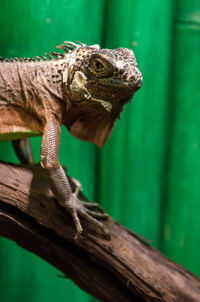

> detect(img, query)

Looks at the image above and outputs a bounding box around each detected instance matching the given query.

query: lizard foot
[63,181,110,240]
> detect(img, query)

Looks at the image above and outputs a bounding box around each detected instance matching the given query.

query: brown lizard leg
[40,119,110,240]
[12,138,35,165]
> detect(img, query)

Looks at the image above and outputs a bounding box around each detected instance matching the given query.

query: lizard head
[61,42,143,147]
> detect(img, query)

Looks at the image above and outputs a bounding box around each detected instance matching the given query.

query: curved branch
[0,161,200,302]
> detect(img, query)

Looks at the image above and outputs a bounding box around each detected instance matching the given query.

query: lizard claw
[70,208,83,240]
[63,183,111,240]
[81,201,105,211]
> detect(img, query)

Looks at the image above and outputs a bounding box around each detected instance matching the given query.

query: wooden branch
[0,161,200,302]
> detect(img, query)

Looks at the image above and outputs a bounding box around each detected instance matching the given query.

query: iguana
[0,41,142,239]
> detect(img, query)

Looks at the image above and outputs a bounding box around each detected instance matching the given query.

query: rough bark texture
[0,161,200,302]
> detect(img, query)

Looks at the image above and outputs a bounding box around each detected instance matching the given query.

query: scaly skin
[0,41,142,239]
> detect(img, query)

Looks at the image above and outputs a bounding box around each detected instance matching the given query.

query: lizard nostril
[136,78,143,88]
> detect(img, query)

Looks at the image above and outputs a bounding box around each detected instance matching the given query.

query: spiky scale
[64,41,78,47]
[56,45,70,53]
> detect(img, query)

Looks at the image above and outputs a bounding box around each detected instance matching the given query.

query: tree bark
[0,161,200,302]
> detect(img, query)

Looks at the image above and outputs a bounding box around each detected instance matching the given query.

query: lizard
[0,41,143,239]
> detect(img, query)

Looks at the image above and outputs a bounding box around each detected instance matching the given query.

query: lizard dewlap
[0,41,142,238]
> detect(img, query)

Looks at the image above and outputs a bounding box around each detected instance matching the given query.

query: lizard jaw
[88,98,112,112]
[68,70,113,112]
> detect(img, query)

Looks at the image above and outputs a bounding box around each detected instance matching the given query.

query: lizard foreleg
[40,119,110,239]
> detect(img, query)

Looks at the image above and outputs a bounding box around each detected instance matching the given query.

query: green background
[0,0,200,301]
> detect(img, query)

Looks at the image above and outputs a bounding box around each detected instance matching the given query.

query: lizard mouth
[88,78,142,91]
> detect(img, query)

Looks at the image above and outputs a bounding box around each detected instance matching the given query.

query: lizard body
[0,41,142,238]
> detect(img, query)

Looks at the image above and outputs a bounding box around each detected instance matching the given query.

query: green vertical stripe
[162,0,200,276]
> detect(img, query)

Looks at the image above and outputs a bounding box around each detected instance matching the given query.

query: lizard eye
[93,59,105,71]
[89,56,114,77]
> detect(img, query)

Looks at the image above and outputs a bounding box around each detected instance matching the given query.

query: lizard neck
[0,58,68,99]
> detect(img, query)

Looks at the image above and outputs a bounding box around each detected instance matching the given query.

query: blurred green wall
[0,0,200,301]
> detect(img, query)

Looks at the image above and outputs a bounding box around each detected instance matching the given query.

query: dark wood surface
[0,161,200,302]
